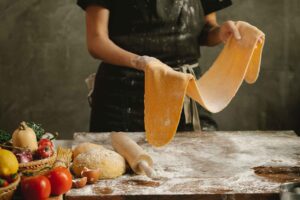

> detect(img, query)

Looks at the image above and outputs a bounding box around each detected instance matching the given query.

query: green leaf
[26,122,45,141]
[0,129,11,144]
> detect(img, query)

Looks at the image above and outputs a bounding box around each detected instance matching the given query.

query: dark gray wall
[0,0,299,139]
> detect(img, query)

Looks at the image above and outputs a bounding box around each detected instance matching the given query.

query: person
[77,0,241,132]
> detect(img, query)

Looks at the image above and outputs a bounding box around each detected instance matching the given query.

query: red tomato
[47,167,72,195]
[38,139,53,148]
[21,175,51,200]
[37,145,54,159]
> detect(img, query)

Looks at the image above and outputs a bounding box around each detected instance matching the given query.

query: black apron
[77,0,230,132]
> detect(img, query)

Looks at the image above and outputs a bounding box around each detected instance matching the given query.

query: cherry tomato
[21,175,51,200]
[0,178,9,187]
[38,139,53,148]
[37,145,54,159]
[5,173,18,183]
[47,167,72,195]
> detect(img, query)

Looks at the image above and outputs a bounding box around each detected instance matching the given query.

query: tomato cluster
[21,167,72,200]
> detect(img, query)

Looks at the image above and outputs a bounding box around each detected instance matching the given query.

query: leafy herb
[26,122,45,141]
[0,129,11,144]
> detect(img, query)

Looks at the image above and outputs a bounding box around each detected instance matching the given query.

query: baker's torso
[108,0,205,67]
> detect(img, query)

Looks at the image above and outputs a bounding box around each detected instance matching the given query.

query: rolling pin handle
[138,160,155,178]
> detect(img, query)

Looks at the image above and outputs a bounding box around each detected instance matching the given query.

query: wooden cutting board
[60,131,300,200]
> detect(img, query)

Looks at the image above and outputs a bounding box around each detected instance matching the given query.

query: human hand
[219,20,241,42]
[219,21,263,44]
[131,55,164,71]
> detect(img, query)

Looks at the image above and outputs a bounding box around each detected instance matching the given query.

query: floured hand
[131,56,170,71]
[219,20,242,42]
[219,21,263,44]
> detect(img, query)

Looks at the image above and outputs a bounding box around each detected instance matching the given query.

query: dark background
[0,0,299,139]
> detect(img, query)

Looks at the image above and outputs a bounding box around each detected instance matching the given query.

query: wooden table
[57,131,300,200]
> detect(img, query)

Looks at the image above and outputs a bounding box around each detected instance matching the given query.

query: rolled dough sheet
[144,21,265,147]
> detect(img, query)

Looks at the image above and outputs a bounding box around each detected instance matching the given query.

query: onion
[14,150,33,163]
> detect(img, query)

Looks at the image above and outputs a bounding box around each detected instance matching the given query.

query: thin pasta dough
[144,21,265,147]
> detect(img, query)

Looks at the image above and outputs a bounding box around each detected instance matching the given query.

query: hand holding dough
[144,21,265,147]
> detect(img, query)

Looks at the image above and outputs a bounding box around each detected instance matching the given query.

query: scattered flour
[67,131,300,197]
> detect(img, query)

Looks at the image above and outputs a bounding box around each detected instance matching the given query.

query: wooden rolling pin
[111,132,155,178]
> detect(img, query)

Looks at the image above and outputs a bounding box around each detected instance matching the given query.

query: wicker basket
[19,152,57,174]
[0,175,20,200]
